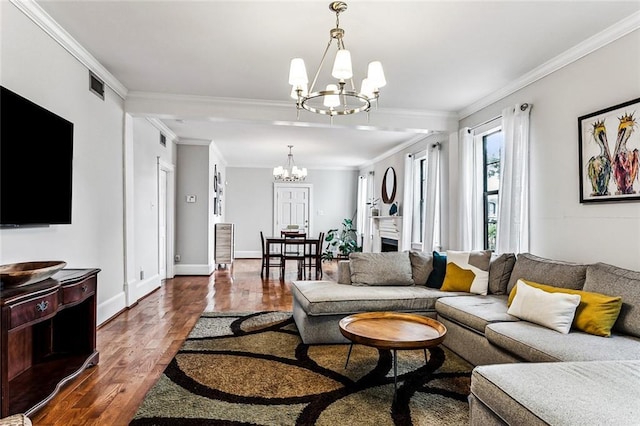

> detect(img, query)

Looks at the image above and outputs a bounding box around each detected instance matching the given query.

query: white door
[158,168,167,280]
[273,184,313,235]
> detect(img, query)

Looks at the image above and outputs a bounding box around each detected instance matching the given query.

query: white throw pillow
[507,280,581,334]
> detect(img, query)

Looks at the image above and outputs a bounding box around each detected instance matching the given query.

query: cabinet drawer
[62,276,96,305]
[9,290,59,330]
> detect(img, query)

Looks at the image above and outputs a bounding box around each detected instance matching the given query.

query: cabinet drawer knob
[36,300,49,312]
[81,284,88,293]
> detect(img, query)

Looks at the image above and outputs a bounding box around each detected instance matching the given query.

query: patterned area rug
[130,311,472,425]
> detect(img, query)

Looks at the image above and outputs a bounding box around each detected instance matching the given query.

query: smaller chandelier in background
[288,1,386,119]
[273,145,307,182]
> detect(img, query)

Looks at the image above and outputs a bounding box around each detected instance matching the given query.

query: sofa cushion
[488,252,516,295]
[441,250,491,295]
[435,295,518,333]
[409,251,434,285]
[471,360,640,426]
[426,251,447,288]
[507,280,581,334]
[291,280,470,316]
[506,253,588,294]
[583,262,640,338]
[349,252,414,286]
[508,279,623,337]
[485,321,640,362]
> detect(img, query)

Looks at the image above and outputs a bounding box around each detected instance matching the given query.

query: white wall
[226,167,358,257]
[0,2,125,323]
[131,118,176,294]
[174,141,226,274]
[459,29,640,271]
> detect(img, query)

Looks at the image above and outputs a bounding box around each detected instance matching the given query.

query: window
[411,155,426,244]
[483,130,502,250]
[472,121,503,251]
[408,147,440,252]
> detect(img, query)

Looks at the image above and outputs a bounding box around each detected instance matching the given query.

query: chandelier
[288,1,386,119]
[273,145,307,182]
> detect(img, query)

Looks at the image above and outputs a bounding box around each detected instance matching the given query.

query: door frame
[158,159,175,279]
[273,183,313,236]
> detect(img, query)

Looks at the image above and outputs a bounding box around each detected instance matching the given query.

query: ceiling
[35,0,640,169]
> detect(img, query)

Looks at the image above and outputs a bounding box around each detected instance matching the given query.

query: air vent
[160,134,166,147]
[89,71,104,100]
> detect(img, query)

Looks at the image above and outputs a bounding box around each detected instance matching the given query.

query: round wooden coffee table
[339,312,447,395]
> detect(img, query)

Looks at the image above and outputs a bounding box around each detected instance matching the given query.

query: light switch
[186,195,196,203]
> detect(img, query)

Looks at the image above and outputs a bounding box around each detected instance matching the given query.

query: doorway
[158,159,175,280]
[273,183,313,236]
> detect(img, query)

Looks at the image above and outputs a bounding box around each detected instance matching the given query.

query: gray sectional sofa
[290,251,640,425]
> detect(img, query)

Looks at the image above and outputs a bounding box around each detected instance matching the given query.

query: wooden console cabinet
[0,268,100,417]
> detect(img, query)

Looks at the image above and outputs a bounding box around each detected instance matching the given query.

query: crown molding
[458,11,640,119]
[11,0,128,99]
[146,118,178,142]
[176,138,212,147]
[359,133,435,168]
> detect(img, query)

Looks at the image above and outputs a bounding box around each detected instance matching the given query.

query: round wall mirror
[381,167,397,203]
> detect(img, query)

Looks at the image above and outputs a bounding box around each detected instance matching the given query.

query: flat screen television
[1,86,74,227]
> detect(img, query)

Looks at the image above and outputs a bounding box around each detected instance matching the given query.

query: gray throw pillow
[506,253,588,294]
[583,262,640,338]
[409,251,434,285]
[488,252,516,294]
[349,252,414,286]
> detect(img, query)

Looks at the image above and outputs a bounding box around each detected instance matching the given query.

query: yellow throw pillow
[508,279,623,337]
[441,262,476,292]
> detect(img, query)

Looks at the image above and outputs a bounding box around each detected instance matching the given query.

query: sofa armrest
[337,260,351,284]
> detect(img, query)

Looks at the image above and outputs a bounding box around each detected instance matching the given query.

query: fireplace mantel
[369,216,402,252]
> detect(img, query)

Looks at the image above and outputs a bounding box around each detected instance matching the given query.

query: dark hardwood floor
[30,258,336,425]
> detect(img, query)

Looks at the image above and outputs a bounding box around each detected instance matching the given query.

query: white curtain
[356,175,367,245]
[458,127,474,250]
[401,154,413,251]
[423,143,440,251]
[496,103,531,254]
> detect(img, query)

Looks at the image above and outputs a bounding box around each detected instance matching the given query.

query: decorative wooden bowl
[0,261,67,288]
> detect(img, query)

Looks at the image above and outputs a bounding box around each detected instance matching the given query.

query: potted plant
[321,218,362,261]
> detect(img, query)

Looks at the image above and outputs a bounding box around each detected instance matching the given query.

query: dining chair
[303,232,324,280]
[282,232,306,279]
[260,231,284,279]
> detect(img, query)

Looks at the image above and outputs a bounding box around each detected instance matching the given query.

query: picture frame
[578,97,639,203]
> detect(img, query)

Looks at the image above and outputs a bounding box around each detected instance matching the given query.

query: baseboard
[174,263,214,275]
[97,290,126,326]
[136,274,161,299]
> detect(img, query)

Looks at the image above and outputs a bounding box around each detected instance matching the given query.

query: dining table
[265,235,321,280]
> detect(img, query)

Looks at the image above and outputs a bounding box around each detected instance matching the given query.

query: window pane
[486,193,498,251]
[485,131,502,192]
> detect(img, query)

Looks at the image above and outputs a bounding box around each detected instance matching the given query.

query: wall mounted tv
[1,86,74,227]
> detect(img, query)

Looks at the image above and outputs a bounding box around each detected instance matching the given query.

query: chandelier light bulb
[332,49,353,80]
[367,61,386,89]
[289,58,309,86]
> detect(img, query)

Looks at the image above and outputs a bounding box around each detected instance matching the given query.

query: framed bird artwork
[578,97,639,203]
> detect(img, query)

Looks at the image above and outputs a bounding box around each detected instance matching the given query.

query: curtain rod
[469,103,530,132]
